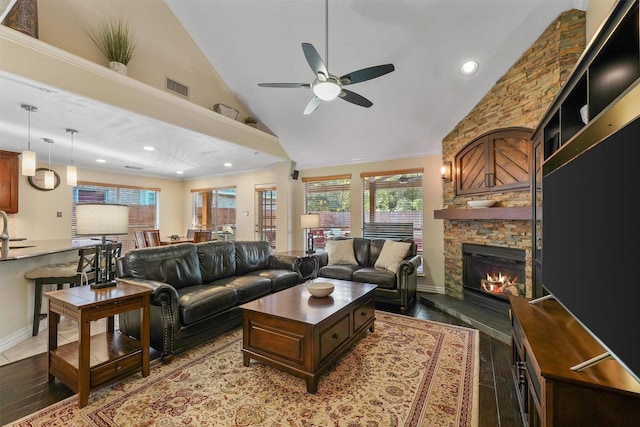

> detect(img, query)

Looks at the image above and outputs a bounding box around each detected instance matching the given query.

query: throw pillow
[326,239,358,265]
[374,240,412,273]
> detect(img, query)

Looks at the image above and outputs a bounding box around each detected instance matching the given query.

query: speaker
[291,170,299,180]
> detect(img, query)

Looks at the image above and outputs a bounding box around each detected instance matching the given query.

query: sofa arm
[314,252,329,268]
[398,254,422,276]
[396,254,421,311]
[269,254,301,272]
[116,277,181,360]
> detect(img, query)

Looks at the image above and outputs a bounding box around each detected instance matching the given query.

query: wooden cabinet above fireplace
[455,127,532,196]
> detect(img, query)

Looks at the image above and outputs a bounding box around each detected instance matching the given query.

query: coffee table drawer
[319,315,349,360]
[352,298,375,332]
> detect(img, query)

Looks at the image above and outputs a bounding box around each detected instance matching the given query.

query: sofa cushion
[224,275,272,303]
[244,269,301,292]
[352,267,397,289]
[196,241,236,282]
[235,241,272,275]
[177,283,238,325]
[326,239,358,265]
[318,264,361,281]
[374,240,412,272]
[125,244,202,289]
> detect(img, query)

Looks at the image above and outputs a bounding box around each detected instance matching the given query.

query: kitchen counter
[0,239,98,261]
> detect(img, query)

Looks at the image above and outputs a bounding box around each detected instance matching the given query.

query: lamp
[66,129,78,186]
[301,214,320,254]
[20,104,37,176]
[312,77,341,101]
[76,203,129,288]
[441,162,452,181]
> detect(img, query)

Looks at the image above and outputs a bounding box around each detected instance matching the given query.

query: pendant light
[20,104,37,176]
[66,129,78,186]
[43,138,55,189]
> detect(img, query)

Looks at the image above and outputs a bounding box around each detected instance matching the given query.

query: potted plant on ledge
[83,16,137,75]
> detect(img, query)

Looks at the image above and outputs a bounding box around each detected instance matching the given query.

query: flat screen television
[543,115,640,383]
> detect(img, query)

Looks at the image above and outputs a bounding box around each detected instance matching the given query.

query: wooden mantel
[434,207,538,220]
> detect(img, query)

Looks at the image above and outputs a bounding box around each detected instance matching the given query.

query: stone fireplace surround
[437,9,585,305]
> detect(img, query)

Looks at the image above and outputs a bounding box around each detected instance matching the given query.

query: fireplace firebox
[462,243,526,313]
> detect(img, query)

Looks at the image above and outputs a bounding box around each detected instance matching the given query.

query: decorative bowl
[307,281,334,298]
[467,200,496,208]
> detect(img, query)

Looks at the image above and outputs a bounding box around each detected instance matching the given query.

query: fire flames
[481,273,521,296]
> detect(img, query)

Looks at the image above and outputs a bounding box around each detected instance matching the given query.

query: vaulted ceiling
[0,0,585,180]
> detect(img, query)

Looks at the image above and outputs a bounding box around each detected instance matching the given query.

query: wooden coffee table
[240,279,376,393]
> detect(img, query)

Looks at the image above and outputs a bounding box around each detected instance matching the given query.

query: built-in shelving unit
[539,0,640,175]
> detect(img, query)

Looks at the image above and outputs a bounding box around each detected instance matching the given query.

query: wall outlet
[57,211,62,218]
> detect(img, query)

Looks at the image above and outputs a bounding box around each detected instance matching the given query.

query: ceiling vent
[166,77,189,98]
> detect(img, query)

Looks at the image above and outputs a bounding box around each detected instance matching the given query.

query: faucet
[1,210,9,256]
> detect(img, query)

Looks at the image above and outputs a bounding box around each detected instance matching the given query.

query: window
[303,175,351,251]
[73,182,160,253]
[256,185,276,250]
[361,169,423,267]
[192,186,236,241]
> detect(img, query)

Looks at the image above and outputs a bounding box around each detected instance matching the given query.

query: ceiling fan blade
[340,64,395,85]
[258,83,311,88]
[303,97,321,115]
[340,89,373,108]
[302,43,328,78]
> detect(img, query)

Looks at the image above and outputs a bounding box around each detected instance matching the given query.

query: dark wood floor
[0,300,523,426]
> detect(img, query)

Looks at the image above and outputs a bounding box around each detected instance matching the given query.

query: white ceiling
[0,0,583,180]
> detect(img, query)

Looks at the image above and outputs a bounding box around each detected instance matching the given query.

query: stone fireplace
[462,243,526,313]
[436,9,585,307]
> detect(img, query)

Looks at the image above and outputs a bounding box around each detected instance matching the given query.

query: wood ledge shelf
[434,207,538,220]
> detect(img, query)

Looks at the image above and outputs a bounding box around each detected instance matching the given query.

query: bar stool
[24,247,97,336]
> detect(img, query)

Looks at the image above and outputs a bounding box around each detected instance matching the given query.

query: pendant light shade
[44,170,55,189]
[66,128,78,186]
[21,104,37,176]
[22,150,36,176]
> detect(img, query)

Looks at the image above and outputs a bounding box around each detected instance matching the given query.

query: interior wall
[292,154,445,293]
[13,163,185,242]
[36,0,250,120]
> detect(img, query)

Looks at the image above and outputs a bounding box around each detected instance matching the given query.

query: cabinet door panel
[0,151,19,213]
[492,131,530,189]
[456,138,487,195]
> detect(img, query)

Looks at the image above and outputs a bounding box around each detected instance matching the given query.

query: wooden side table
[44,282,152,408]
[278,250,319,281]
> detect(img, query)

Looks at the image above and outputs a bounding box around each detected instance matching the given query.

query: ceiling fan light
[313,80,341,101]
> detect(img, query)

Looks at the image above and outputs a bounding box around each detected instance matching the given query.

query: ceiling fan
[258,0,395,115]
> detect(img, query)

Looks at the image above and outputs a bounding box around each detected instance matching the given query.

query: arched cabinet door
[455,127,532,196]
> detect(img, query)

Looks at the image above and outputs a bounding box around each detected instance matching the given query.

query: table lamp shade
[76,204,129,235]
[300,214,320,229]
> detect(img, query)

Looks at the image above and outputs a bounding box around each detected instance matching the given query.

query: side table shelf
[45,283,152,408]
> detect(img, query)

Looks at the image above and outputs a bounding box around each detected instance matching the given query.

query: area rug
[8,312,479,427]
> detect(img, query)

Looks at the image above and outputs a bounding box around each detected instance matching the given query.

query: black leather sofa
[315,237,421,312]
[116,240,302,362]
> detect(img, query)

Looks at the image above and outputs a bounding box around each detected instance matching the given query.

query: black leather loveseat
[116,240,302,361]
[315,237,421,313]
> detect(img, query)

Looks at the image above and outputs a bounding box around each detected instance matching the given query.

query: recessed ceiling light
[143,146,155,151]
[96,159,106,163]
[176,171,184,174]
[224,162,232,167]
[461,60,479,76]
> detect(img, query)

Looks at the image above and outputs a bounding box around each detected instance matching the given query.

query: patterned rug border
[7,312,479,427]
